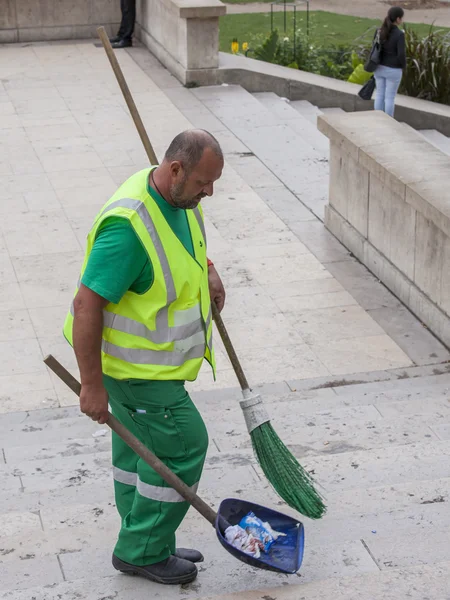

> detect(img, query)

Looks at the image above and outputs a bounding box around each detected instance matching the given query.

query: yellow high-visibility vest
[64,168,215,381]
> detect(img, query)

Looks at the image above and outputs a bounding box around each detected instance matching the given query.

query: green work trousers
[103,375,208,566]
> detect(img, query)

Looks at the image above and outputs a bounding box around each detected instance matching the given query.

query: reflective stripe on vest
[69,304,212,347]
[103,339,206,366]
[113,466,198,503]
[192,207,206,248]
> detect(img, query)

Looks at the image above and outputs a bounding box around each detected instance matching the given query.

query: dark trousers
[117,0,136,41]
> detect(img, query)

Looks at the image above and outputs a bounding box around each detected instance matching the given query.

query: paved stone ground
[1,40,450,599]
[225,0,450,26]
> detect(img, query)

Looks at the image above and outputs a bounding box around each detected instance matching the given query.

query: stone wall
[0,0,120,43]
[319,111,450,347]
[135,0,226,84]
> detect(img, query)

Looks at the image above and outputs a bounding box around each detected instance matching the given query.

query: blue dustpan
[216,498,305,574]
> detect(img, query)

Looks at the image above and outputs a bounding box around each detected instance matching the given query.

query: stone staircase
[2,370,450,599]
[185,86,450,225]
[2,74,450,599]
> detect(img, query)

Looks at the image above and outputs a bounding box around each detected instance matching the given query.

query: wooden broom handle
[211,303,250,392]
[44,355,218,527]
[97,26,159,166]
[97,27,251,394]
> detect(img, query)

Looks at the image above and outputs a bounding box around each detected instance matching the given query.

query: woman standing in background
[374,6,406,117]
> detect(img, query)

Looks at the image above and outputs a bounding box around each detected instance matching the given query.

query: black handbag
[358,77,376,101]
[364,29,381,73]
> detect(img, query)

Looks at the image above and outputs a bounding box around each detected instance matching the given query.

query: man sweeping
[64,130,225,585]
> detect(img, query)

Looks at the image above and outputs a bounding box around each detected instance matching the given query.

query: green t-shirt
[81,176,194,304]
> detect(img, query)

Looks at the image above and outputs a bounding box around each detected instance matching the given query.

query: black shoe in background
[109,35,122,43]
[111,38,132,49]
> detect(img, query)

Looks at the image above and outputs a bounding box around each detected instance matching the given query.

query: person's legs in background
[374,70,387,113]
[111,0,136,48]
[120,0,136,43]
[110,0,126,43]
[384,68,403,117]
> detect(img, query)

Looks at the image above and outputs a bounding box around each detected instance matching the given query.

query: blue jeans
[374,65,402,117]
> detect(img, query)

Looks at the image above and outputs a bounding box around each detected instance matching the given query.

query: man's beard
[170,178,206,209]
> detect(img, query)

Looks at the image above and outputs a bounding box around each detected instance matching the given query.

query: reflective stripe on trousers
[113,466,199,503]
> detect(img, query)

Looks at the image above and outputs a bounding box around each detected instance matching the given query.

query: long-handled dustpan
[94,26,326,520]
[44,355,304,574]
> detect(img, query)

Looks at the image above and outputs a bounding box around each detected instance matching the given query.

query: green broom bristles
[251,421,326,520]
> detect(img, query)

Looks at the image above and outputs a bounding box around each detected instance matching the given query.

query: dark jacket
[380,26,406,69]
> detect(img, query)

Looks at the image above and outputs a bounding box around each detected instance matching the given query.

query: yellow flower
[242,42,249,52]
[231,38,239,54]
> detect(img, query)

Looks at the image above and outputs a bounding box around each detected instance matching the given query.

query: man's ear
[169,161,182,178]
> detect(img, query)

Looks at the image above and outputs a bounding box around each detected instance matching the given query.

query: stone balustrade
[135,0,226,84]
[320,110,450,347]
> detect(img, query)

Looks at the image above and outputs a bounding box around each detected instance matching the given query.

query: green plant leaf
[351,51,360,70]
[254,29,279,63]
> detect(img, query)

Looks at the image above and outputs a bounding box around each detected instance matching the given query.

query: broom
[96,27,326,519]
[211,304,326,519]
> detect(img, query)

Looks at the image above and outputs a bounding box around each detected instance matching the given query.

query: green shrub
[250,24,450,105]
[251,29,354,80]
[400,25,450,104]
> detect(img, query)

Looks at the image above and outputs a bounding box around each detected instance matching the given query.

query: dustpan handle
[44,355,219,527]
[211,303,250,392]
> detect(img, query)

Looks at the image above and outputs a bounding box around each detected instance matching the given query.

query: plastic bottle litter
[92,429,108,438]
[225,512,286,558]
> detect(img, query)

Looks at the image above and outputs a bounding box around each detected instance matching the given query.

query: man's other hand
[208,264,226,312]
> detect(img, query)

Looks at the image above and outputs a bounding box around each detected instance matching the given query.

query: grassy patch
[219,10,448,53]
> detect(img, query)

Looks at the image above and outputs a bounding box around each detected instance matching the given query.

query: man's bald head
[164,130,223,174]
[157,129,224,210]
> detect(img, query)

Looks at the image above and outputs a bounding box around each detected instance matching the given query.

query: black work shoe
[109,35,122,43]
[112,553,197,585]
[175,548,204,563]
[111,38,132,49]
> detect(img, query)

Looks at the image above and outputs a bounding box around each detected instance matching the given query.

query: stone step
[2,373,450,459]
[0,413,106,446]
[196,561,450,600]
[2,435,450,514]
[401,121,423,139]
[419,129,450,156]
[192,85,329,220]
[0,537,377,598]
[292,439,450,492]
[4,388,447,459]
[290,99,324,125]
[252,92,329,156]
[215,411,443,454]
[195,373,450,416]
[4,560,449,600]
[321,107,346,115]
[0,405,82,430]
